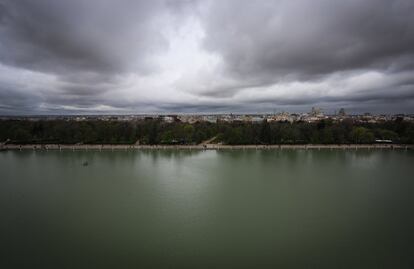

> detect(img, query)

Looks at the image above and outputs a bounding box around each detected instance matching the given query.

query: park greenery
[0,118,413,145]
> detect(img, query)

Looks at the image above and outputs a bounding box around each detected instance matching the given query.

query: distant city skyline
[0,107,413,117]
[1,0,414,115]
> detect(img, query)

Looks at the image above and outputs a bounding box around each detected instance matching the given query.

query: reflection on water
[1,150,413,268]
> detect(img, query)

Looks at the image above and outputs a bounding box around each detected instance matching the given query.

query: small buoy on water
[82,161,89,166]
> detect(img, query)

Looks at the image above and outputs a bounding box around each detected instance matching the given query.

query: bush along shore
[0,118,413,146]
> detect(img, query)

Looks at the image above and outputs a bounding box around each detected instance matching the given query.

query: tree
[259,120,271,144]
[378,129,398,141]
[351,127,374,144]
[14,127,31,142]
[225,127,243,145]
[148,121,159,144]
[1,119,413,145]
[321,128,334,144]
[161,130,174,144]
[183,124,195,143]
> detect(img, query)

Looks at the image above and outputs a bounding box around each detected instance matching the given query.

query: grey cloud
[0,0,169,75]
[0,0,414,114]
[201,0,414,83]
[251,86,414,107]
[0,86,43,114]
[0,0,194,114]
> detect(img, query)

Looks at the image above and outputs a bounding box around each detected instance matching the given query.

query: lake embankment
[1,143,413,151]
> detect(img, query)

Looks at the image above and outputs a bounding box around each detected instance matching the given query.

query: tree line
[0,118,413,145]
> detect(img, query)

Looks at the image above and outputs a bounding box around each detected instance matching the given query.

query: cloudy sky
[0,0,413,115]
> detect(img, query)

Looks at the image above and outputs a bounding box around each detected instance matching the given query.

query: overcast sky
[0,0,413,115]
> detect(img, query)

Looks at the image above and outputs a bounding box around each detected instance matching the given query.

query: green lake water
[1,149,413,268]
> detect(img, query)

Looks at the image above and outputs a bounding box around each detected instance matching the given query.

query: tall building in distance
[311,107,323,117]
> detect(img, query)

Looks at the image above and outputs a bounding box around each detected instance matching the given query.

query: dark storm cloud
[203,0,414,77]
[201,0,414,93]
[0,0,168,75]
[0,0,190,114]
[0,86,43,114]
[0,0,414,114]
[250,84,414,106]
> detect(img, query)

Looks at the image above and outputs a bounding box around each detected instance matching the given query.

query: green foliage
[0,118,413,145]
[259,120,271,144]
[350,127,375,144]
[375,129,399,141]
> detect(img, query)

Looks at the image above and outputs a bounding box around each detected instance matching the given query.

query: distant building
[270,112,292,122]
[338,108,346,117]
[202,116,217,123]
[162,116,175,123]
[310,107,324,117]
[251,116,264,123]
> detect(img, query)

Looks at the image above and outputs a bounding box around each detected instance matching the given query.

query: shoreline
[1,143,413,151]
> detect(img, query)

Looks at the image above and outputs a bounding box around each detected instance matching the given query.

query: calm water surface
[1,150,413,268]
